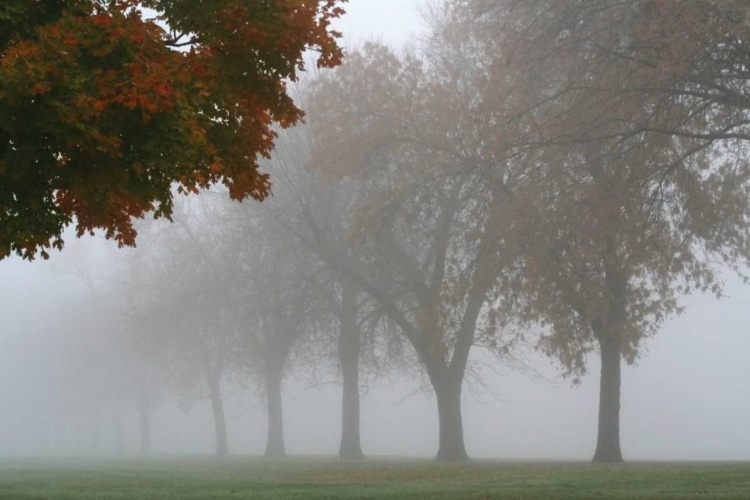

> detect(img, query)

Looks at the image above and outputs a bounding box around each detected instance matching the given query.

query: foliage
[455,0,750,380]
[0,0,346,260]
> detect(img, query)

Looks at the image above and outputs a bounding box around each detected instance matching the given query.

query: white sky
[333,0,425,47]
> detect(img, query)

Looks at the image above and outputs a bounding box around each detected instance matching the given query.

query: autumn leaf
[0,0,347,260]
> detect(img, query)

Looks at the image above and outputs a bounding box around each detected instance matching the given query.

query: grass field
[0,457,748,499]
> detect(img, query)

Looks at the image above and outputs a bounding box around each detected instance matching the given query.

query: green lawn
[0,457,748,499]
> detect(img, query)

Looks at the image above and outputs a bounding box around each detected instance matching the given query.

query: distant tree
[39,299,125,454]
[245,237,319,458]
[136,202,243,457]
[119,241,171,455]
[322,276,399,460]
[0,0,346,260]
[306,43,528,461]
[329,280,364,459]
[255,127,405,460]
[214,197,322,458]
[42,237,133,455]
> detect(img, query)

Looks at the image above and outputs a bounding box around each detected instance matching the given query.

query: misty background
[1,0,749,462]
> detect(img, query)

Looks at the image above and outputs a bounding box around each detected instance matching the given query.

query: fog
[2,239,748,460]
[2,0,750,465]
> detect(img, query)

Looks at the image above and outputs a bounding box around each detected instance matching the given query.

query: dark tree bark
[138,389,151,454]
[264,364,286,458]
[593,333,624,463]
[338,283,364,460]
[433,373,469,462]
[208,374,229,457]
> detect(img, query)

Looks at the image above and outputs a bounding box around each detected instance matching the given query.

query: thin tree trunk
[264,365,286,458]
[593,334,624,463]
[73,421,82,454]
[138,390,151,455]
[433,375,469,462]
[208,374,229,457]
[338,283,364,460]
[55,417,62,455]
[112,402,124,455]
[42,419,51,455]
[89,407,101,455]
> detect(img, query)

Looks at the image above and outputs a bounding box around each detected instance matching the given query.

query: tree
[245,235,319,458]
[306,43,527,461]
[511,134,750,462]
[209,193,321,458]
[125,190,320,459]
[118,239,171,454]
[0,0,346,260]
[136,202,243,457]
[256,129,405,460]
[458,0,750,462]
[485,0,750,153]
[42,235,134,455]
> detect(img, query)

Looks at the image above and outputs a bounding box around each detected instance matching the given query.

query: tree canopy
[0,0,346,260]
[458,0,750,462]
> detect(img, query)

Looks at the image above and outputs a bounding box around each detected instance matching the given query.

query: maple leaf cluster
[0,0,346,259]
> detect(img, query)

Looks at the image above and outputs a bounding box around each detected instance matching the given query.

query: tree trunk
[264,365,286,458]
[593,334,624,463]
[73,421,82,454]
[433,376,469,462]
[112,400,124,455]
[339,362,364,459]
[89,407,101,455]
[138,390,151,455]
[208,374,229,457]
[55,417,63,455]
[338,284,364,460]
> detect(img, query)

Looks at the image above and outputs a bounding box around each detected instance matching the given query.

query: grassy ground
[0,457,748,499]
